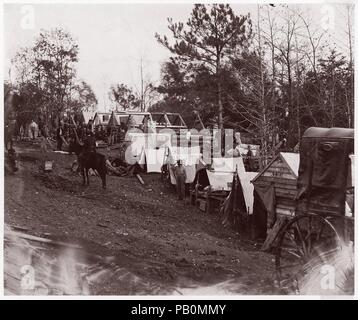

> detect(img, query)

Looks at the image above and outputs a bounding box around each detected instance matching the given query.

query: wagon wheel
[275,213,342,293]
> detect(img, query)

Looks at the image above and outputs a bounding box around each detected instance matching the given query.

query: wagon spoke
[316,221,325,242]
[304,216,313,242]
[285,230,296,243]
[294,221,308,257]
[304,216,313,254]
[285,249,303,259]
[278,261,303,270]
[281,232,305,258]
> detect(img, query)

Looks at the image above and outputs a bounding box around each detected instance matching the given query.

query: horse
[69,139,107,189]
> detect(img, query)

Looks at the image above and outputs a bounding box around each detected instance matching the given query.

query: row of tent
[123,130,257,216]
[91,115,353,239]
[117,127,355,240]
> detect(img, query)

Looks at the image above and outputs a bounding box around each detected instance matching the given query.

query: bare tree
[263,5,305,148]
[345,4,354,128]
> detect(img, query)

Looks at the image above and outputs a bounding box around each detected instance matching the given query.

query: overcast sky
[4,2,352,111]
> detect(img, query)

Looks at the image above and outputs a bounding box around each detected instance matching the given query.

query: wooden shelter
[251,152,299,218]
[126,112,152,129]
[79,111,95,125]
[93,112,111,127]
[108,111,129,127]
[161,113,187,130]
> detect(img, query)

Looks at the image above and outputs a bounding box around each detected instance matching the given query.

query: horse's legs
[77,160,82,175]
[82,166,86,186]
[85,168,90,185]
[100,171,106,189]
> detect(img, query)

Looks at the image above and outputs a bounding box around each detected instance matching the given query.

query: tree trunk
[218,80,223,130]
[347,4,354,128]
[217,56,223,130]
[257,5,268,165]
[287,62,295,149]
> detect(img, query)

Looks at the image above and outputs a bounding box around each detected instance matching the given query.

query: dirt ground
[4,141,279,295]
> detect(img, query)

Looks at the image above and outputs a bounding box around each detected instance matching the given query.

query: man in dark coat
[83,130,96,154]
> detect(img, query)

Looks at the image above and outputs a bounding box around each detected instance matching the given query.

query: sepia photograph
[2,1,355,297]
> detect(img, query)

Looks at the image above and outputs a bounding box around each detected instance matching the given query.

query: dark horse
[69,139,107,189]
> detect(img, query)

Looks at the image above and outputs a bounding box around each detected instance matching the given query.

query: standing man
[29,119,38,140]
[83,130,97,154]
[226,131,242,157]
[246,145,254,171]
[235,132,242,145]
[40,126,52,162]
[173,160,187,200]
[5,111,16,150]
[87,119,94,133]
[56,120,65,151]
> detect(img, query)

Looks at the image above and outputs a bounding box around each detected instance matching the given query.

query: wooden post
[261,216,288,252]
[195,183,199,206]
[206,186,212,214]
[136,174,145,185]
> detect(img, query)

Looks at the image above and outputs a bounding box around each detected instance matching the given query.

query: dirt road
[4,141,278,295]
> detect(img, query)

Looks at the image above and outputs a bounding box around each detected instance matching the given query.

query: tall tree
[300,49,351,129]
[71,80,98,112]
[153,58,218,128]
[33,28,79,121]
[65,80,98,113]
[156,4,252,129]
[345,4,354,128]
[109,83,140,111]
[134,80,158,112]
[11,28,80,128]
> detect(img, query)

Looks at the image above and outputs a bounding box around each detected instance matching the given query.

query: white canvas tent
[124,132,172,171]
[193,157,256,214]
[166,146,202,183]
[93,112,111,126]
[280,152,299,177]
[211,157,246,173]
[166,146,201,185]
[166,146,201,165]
[108,111,129,127]
[238,144,260,157]
[125,132,172,150]
[80,111,95,125]
[143,148,167,173]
